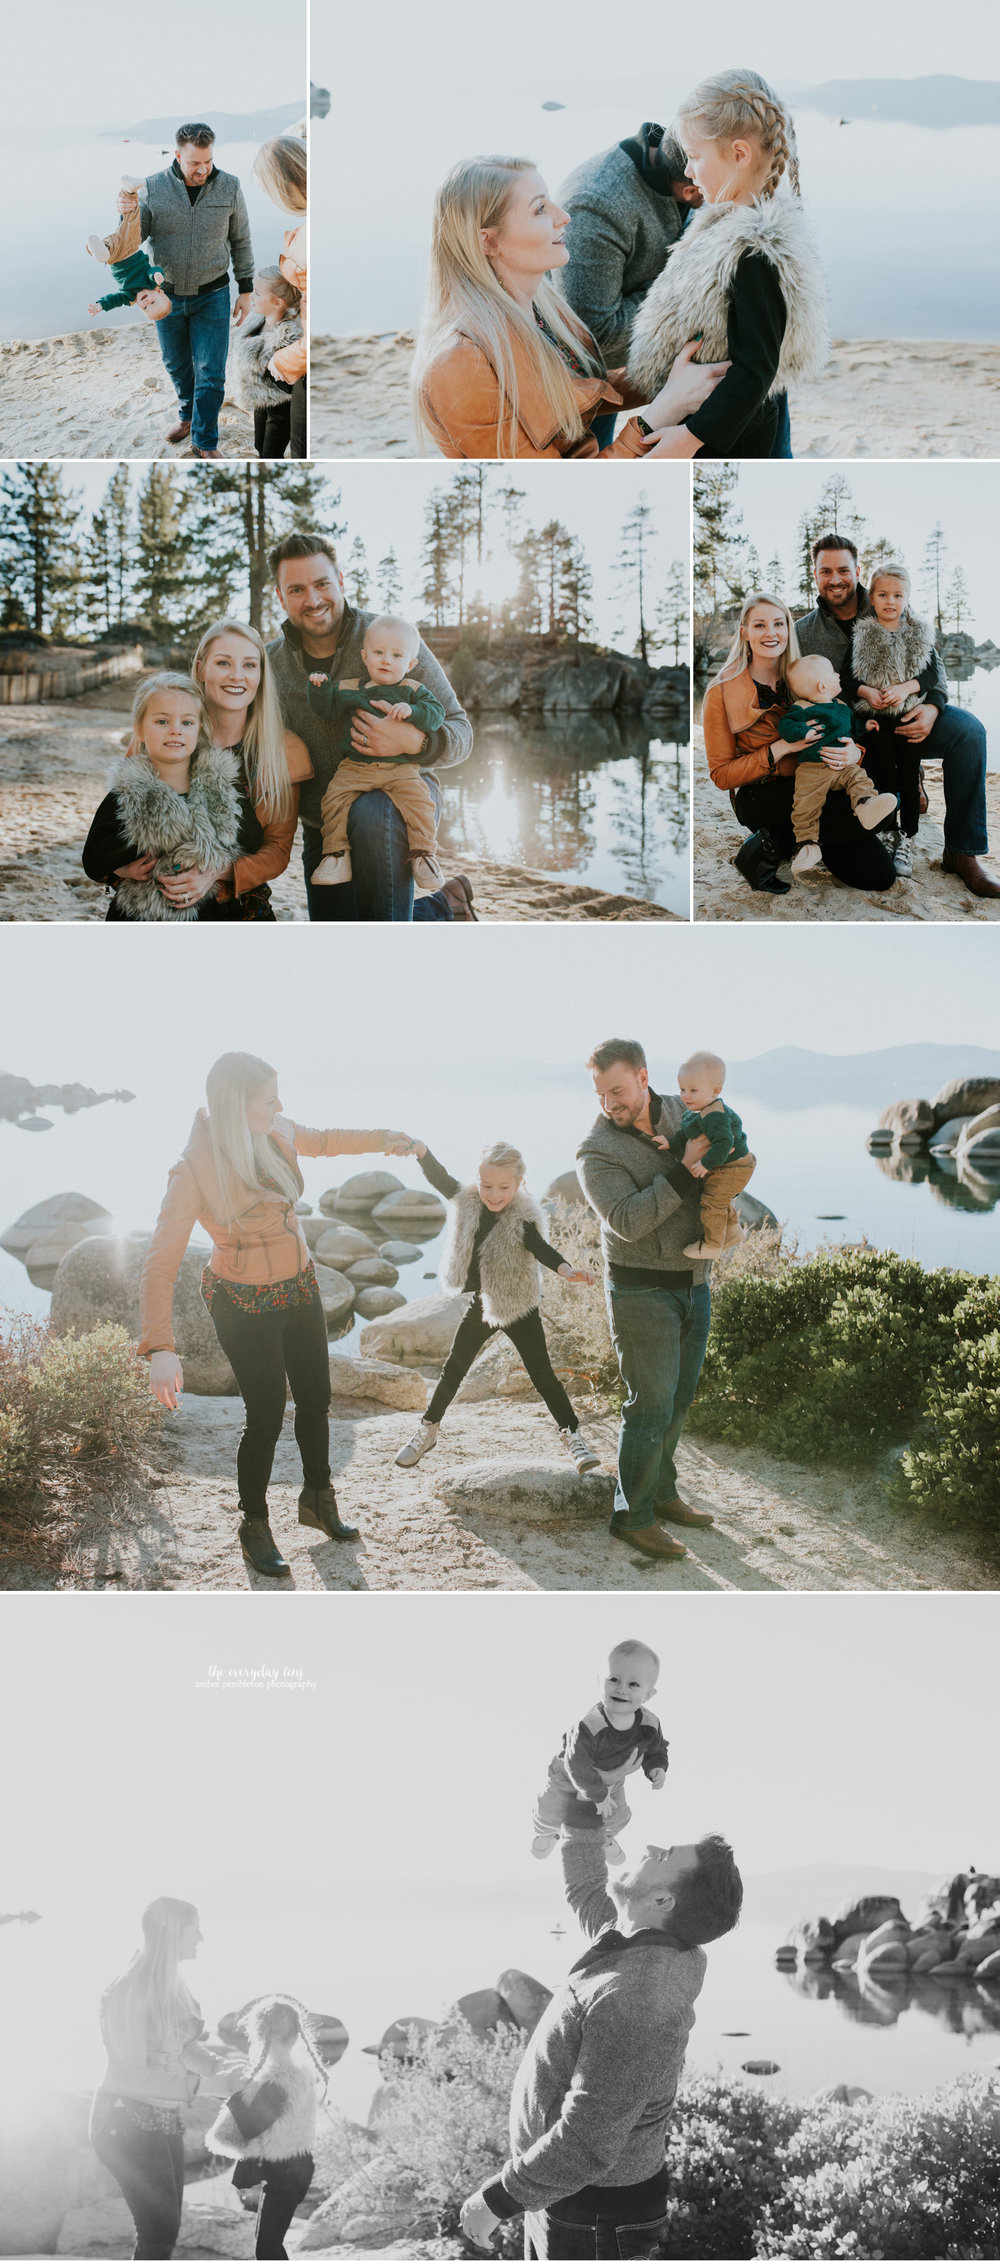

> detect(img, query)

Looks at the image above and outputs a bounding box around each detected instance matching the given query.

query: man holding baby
[127,122,254,458]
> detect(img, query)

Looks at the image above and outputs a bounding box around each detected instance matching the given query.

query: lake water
[437,718,691,916]
[0,129,296,343]
[3,1881,997,2128]
[312,92,1000,341]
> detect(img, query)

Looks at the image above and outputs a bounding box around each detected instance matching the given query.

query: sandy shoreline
[0,320,258,461]
[310,333,1000,461]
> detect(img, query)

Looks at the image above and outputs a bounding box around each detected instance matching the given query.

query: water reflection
[780,1960,1000,2039]
[870,1145,1000,1214]
[437,715,690,914]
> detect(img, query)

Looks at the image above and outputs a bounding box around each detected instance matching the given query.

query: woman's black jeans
[427,1298,577,1429]
[208,1289,331,1516]
[249,2152,315,2259]
[732,775,896,891]
[92,2114,185,2259]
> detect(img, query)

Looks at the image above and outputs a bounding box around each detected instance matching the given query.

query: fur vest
[230,313,303,410]
[627,193,829,401]
[108,743,243,922]
[851,612,933,713]
[207,2052,321,2164]
[441,1184,546,1327]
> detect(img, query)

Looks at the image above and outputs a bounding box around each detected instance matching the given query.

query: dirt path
[692,728,1000,923]
[310,334,1000,461]
[0,687,677,922]
[0,321,255,460]
[5,1391,993,1594]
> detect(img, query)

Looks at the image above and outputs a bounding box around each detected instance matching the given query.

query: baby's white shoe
[86,234,112,263]
[411,853,444,892]
[857,791,900,831]
[312,851,351,885]
[120,174,147,195]
[723,1213,746,1247]
[683,1237,726,1260]
[791,841,823,874]
[605,1837,626,1866]
[531,1831,558,1861]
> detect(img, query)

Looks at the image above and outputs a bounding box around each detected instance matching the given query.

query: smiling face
[678,1064,722,1113]
[813,547,860,613]
[611,1842,701,1927]
[362,623,419,686]
[870,576,909,628]
[197,634,261,726]
[245,1074,281,1137]
[477,1163,522,1213]
[140,689,202,772]
[603,1645,658,1716]
[276,551,346,649]
[482,168,570,293]
[175,140,214,188]
[742,602,789,671]
[592,1059,650,1129]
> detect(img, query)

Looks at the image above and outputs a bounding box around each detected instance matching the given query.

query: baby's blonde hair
[786,655,833,696]
[363,615,420,664]
[608,1637,660,1678]
[677,70,800,199]
[479,1140,525,1177]
[126,672,210,761]
[681,1051,726,1085]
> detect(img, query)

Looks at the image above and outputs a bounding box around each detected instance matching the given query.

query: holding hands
[558,1263,597,1286]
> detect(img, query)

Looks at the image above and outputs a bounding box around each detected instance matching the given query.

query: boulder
[443,1986,518,2040]
[786,1917,837,1964]
[953,1929,1000,1970]
[455,1333,536,1401]
[354,1286,407,1319]
[932,1076,1000,1126]
[327,1356,427,1410]
[311,1263,356,1327]
[928,1116,969,1153]
[830,1930,867,1965]
[464,659,525,710]
[497,1968,552,2031]
[545,1170,585,1205]
[876,1099,934,1138]
[434,1458,615,1521]
[867,1128,894,1148]
[360,1292,468,1365]
[958,1105,1000,1169]
[540,656,626,712]
[299,1215,331,1248]
[976,1949,1000,1982]
[49,1234,237,1393]
[23,1222,97,1287]
[313,1223,378,1267]
[294,1200,312,1214]
[301,2160,432,2250]
[378,1238,423,1265]
[323,1171,404,1212]
[1,1190,112,1257]
[811,2084,873,2106]
[736,1190,779,1231]
[345,1256,399,1287]
[370,1189,447,1228]
[832,1895,903,1945]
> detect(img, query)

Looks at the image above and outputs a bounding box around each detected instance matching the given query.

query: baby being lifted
[777,656,897,878]
[308,616,446,892]
[86,177,171,321]
[531,1639,669,1866]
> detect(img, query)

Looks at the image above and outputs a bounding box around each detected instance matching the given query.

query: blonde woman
[90,1897,226,2258]
[411,155,730,460]
[253,136,307,457]
[627,71,829,459]
[193,619,312,919]
[82,673,247,921]
[702,593,894,894]
[139,1053,414,1576]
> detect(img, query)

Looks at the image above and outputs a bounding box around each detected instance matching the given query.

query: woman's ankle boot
[733,830,791,895]
[298,1484,359,1542]
[238,1516,290,1577]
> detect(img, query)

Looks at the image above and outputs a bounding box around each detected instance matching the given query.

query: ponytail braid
[677,70,801,200]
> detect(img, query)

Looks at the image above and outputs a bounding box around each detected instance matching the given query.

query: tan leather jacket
[138,1110,391,1353]
[702,672,798,792]
[214,731,312,902]
[420,332,649,460]
[270,224,306,384]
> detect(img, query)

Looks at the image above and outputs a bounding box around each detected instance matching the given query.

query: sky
[723,463,1000,620]
[5,1,307,130]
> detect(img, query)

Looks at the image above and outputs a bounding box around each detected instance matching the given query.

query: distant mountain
[99,102,303,142]
[792,76,1000,128]
[725,1045,1000,1112]
[742,1864,943,1927]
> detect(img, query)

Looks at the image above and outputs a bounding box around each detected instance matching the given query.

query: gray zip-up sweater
[139,166,253,298]
[485,1834,705,2215]
[796,588,947,713]
[577,1093,710,1287]
[556,144,685,361]
[267,610,472,832]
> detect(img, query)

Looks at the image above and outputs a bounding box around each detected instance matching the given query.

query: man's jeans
[301,777,453,920]
[156,284,231,450]
[525,2206,669,2258]
[914,705,988,855]
[770,391,792,457]
[607,1282,712,1530]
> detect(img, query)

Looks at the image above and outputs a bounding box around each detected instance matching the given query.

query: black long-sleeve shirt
[418,1147,565,1296]
[684,250,786,458]
[82,780,263,922]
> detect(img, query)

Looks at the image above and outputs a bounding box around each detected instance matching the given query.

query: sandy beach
[310,333,1000,462]
[0,678,679,922]
[0,320,257,461]
[692,726,1000,923]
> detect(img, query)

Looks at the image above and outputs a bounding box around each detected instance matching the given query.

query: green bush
[0,1313,158,1512]
[661,2074,804,2257]
[756,2076,1000,2258]
[891,1328,1000,1527]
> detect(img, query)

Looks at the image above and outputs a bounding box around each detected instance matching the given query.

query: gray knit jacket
[491,1834,705,2214]
[266,610,472,832]
[139,166,254,297]
[576,1093,711,1286]
[555,144,685,361]
[796,590,947,712]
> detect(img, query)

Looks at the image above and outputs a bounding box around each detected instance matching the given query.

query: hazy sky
[7,1,306,129]
[725,463,999,618]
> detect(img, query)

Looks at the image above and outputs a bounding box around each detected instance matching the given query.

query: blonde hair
[411,156,603,457]
[786,654,833,695]
[681,1050,726,1083]
[204,1051,302,1225]
[363,615,420,665]
[254,263,301,314]
[479,1140,526,1177]
[102,1897,201,2065]
[127,672,210,762]
[608,1637,660,1676]
[252,134,307,214]
[245,1994,329,2094]
[869,563,911,599]
[711,592,801,687]
[677,70,801,200]
[192,620,292,824]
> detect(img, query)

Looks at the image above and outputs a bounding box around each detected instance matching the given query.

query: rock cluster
[777,1871,1000,1986]
[0,1074,134,1131]
[453,646,687,719]
[869,1072,1000,1199]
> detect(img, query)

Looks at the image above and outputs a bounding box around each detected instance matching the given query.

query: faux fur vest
[851,612,933,714]
[627,194,829,401]
[441,1184,546,1327]
[108,743,243,922]
[230,312,303,411]
[207,2052,321,2164]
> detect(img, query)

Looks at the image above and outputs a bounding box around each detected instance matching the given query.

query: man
[797,536,998,899]
[265,533,476,922]
[132,123,254,459]
[557,124,701,366]
[576,1041,715,1564]
[460,1829,743,2259]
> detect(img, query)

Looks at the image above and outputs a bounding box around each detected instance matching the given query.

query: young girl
[82,673,249,921]
[208,1996,327,2261]
[850,566,939,878]
[230,268,303,459]
[627,71,829,459]
[393,1139,602,1473]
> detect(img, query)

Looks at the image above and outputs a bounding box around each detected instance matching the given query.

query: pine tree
[183,462,341,632]
[794,505,825,606]
[692,464,742,613]
[613,497,658,661]
[559,536,594,646]
[655,558,689,664]
[134,467,195,634]
[765,552,784,595]
[511,529,544,634]
[105,465,134,627]
[421,497,452,627]
[83,510,113,637]
[376,546,403,609]
[944,565,973,635]
[346,534,370,608]
[815,472,867,552]
[727,542,763,606]
[860,533,900,583]
[921,522,949,639]
[0,462,82,634]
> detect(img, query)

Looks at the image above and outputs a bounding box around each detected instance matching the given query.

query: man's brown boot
[941,849,1000,899]
[655,1496,714,1528]
[165,419,191,443]
[615,1522,687,1562]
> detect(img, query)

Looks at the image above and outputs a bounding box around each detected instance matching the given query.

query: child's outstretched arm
[409,1142,462,1201]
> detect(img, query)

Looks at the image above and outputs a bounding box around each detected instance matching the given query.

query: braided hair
[677,70,800,200]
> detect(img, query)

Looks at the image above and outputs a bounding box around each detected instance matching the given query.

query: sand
[310,333,1000,462]
[0,680,679,922]
[692,727,1000,923]
[0,320,257,461]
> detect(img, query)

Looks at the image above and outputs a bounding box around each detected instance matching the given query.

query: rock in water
[354,1286,406,1319]
[0,1191,112,1257]
[313,1222,378,1267]
[370,1188,447,1227]
[378,1238,423,1264]
[311,1263,356,1327]
[49,1234,237,1393]
[877,1098,934,1137]
[320,1170,403,1213]
[345,1256,399,1286]
[932,1075,1000,1125]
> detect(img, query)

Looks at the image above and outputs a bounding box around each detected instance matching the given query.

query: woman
[411,155,729,459]
[194,619,312,919]
[253,136,307,458]
[702,594,896,895]
[208,1996,328,2260]
[90,1897,222,2259]
[140,1052,413,1577]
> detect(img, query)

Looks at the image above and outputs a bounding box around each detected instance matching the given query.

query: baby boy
[308,616,446,892]
[531,1639,669,1866]
[777,656,897,877]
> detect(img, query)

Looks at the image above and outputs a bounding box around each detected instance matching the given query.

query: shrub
[0,1311,158,1519]
[661,2074,804,2257]
[891,1327,1000,1527]
[756,2076,1000,2258]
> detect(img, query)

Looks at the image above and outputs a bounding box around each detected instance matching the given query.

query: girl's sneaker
[394,1417,439,1469]
[893,836,915,877]
[561,1427,602,1474]
[531,1831,558,1860]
